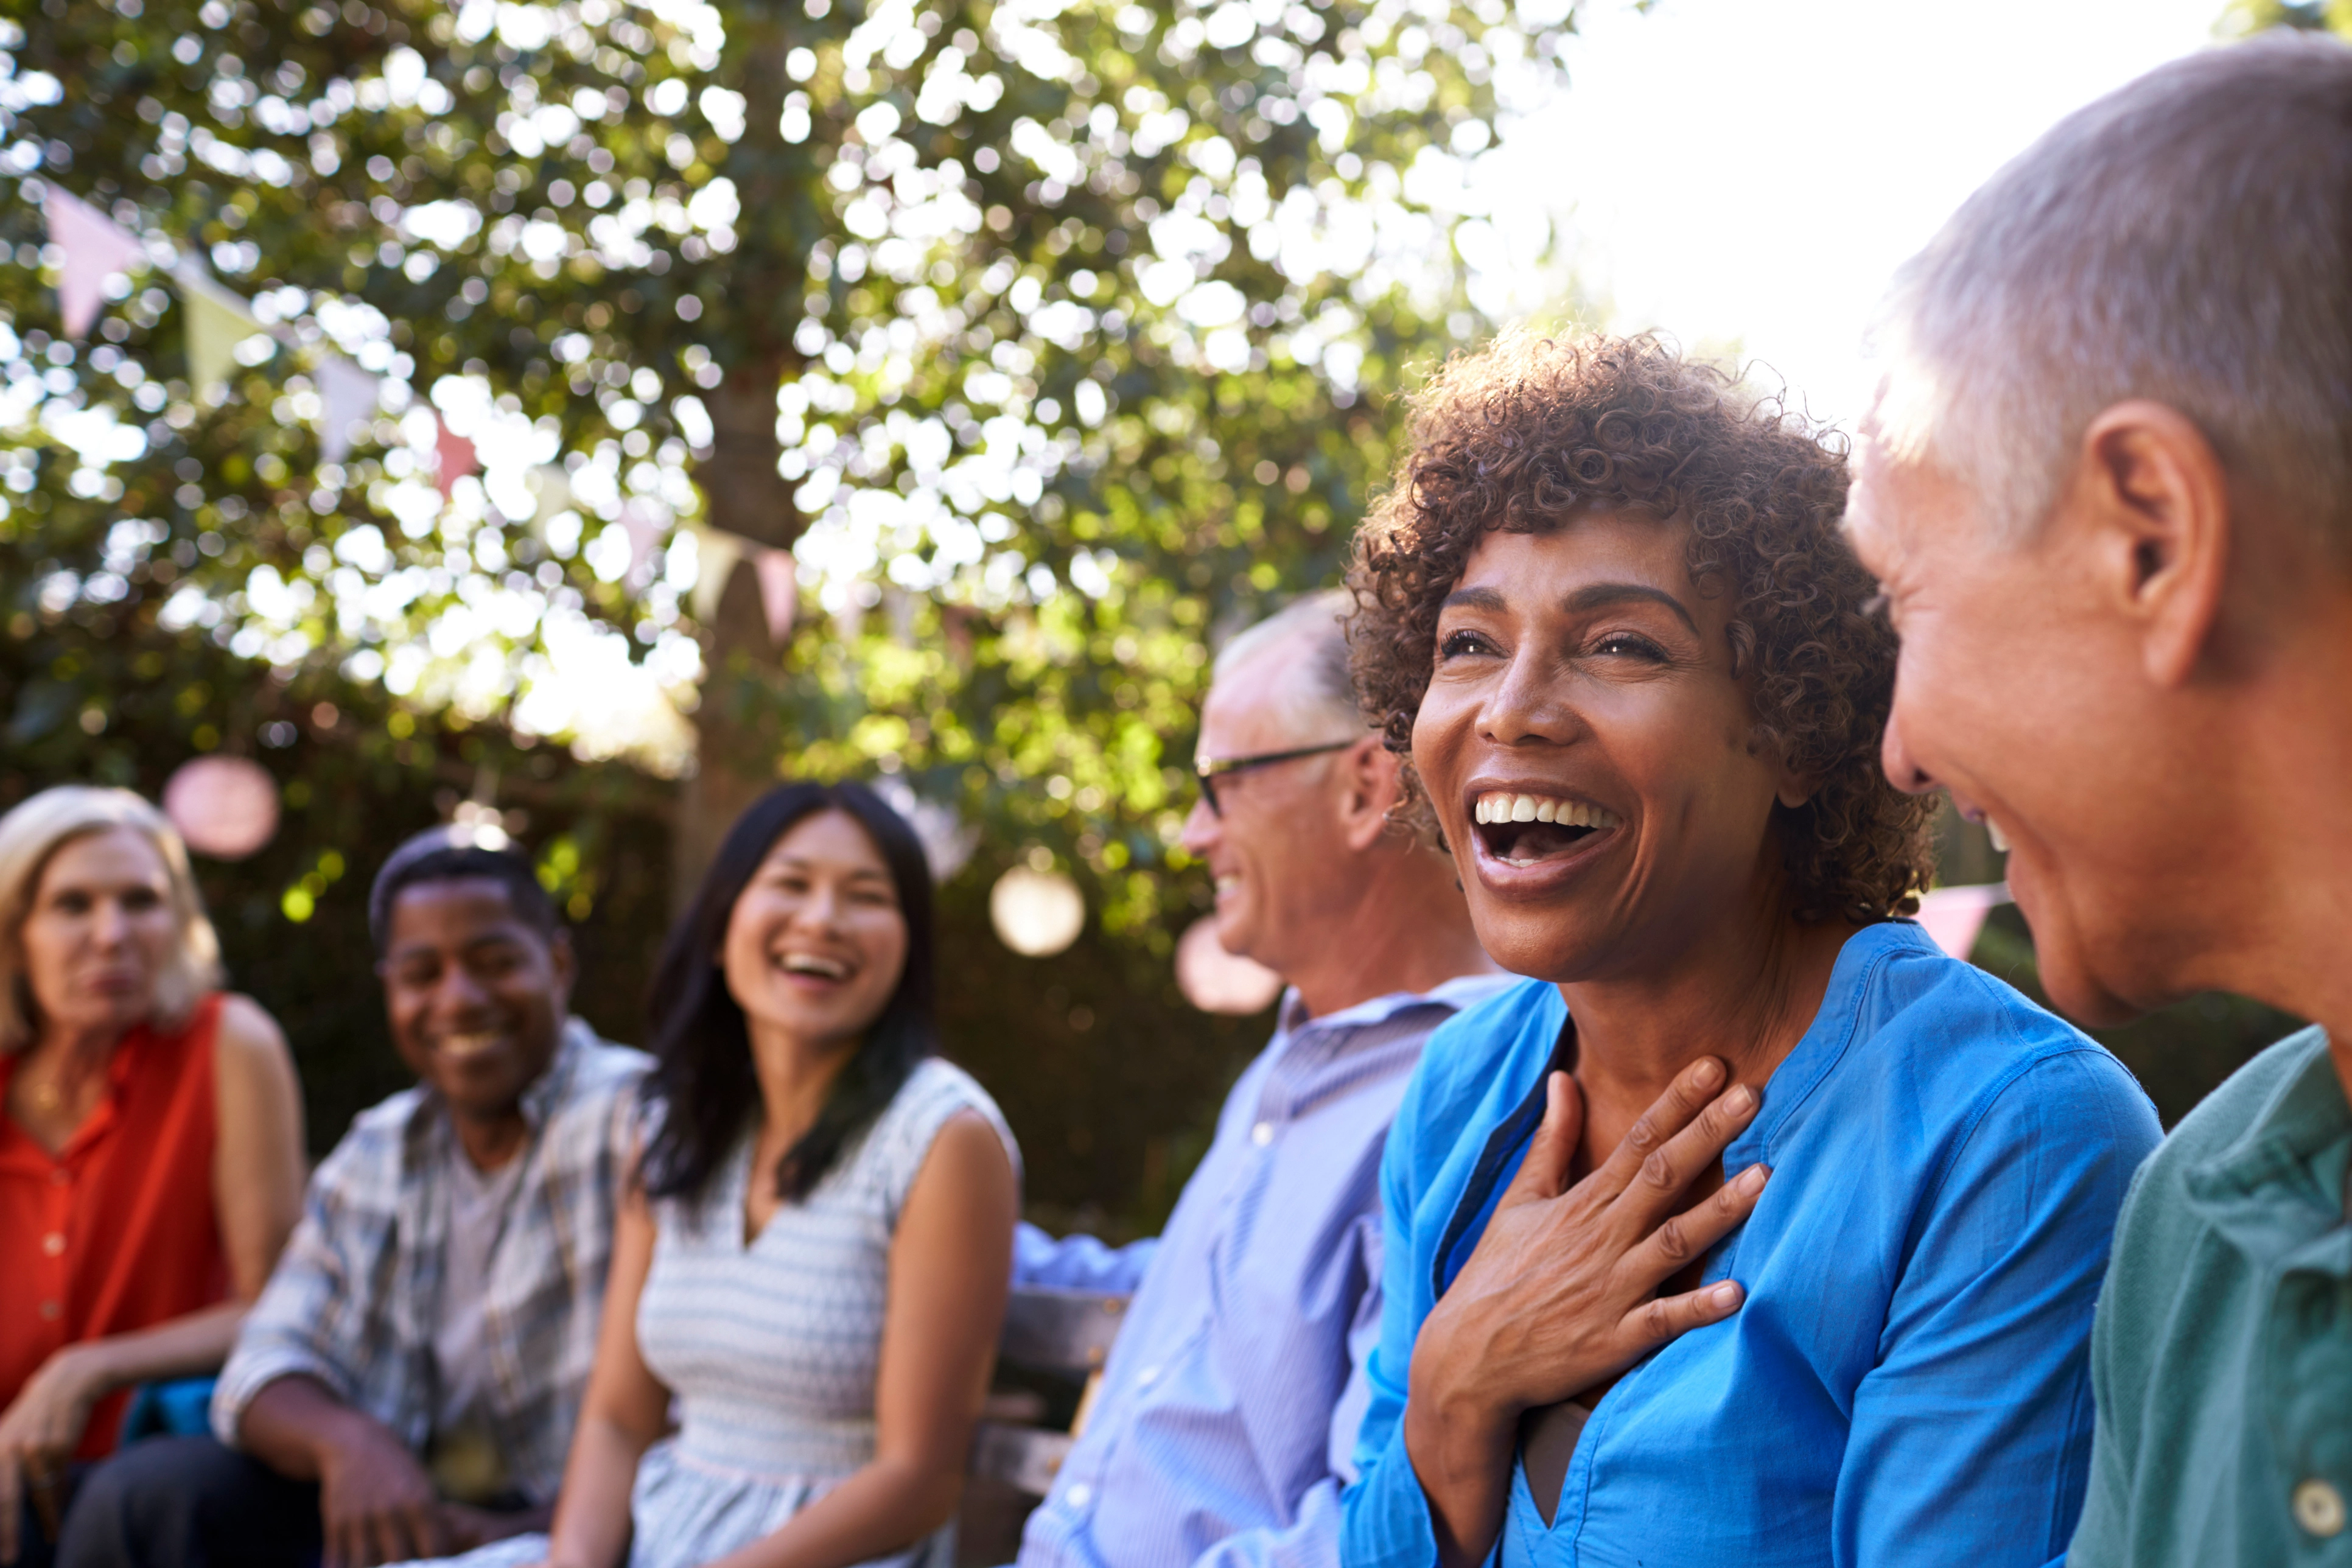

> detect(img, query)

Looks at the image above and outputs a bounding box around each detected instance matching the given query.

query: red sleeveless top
[0,993,229,1458]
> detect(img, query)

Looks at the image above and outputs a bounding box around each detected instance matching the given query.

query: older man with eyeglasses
[1013,590,1503,1568]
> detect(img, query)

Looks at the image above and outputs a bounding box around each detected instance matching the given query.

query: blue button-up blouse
[1342,922,2163,1568]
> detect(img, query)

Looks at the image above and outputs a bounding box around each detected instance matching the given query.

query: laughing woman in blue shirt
[1336,332,2162,1568]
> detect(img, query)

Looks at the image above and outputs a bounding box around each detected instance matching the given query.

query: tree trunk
[674,550,789,907]
[673,5,812,903]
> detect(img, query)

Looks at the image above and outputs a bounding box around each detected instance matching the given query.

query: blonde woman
[0,786,306,1566]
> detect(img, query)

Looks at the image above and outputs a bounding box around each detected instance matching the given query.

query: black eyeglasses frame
[1193,738,1360,817]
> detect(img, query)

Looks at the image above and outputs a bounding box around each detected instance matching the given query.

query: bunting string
[36,180,795,624]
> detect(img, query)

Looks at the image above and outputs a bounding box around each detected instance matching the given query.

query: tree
[3,0,1568,1207]
[2,0,1564,933]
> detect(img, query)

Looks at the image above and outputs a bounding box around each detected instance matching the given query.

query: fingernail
[1726,1084,1756,1115]
[1710,1282,1743,1309]
[1693,1057,1725,1088]
[1741,1163,1769,1192]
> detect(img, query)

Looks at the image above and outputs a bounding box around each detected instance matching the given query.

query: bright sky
[1485,0,2227,427]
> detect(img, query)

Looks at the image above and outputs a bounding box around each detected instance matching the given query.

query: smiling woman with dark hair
[1337,333,2163,1568]
[397,781,1019,1568]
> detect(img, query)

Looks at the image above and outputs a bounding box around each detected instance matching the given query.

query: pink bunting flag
[754,548,797,644]
[1914,883,2011,961]
[618,502,665,588]
[43,187,146,340]
[433,416,478,500]
[315,354,380,464]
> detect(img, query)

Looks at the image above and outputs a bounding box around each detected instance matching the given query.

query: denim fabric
[57,1435,321,1568]
[1343,923,2161,1568]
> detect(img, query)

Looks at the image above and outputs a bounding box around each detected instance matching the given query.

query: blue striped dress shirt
[1017,971,1514,1568]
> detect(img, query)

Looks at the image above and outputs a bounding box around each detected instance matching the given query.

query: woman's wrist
[1411,1297,1521,1434]
[1405,1306,1520,1488]
[40,1340,120,1403]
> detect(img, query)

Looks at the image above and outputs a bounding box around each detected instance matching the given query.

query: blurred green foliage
[0,0,1559,919]
[1,0,1566,1215]
[0,575,678,1149]
[2222,0,2352,36]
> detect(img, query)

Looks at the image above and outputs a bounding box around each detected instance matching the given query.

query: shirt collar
[1723,921,1932,1171]
[2183,1027,2352,1275]
[518,1018,595,1129]
[405,1015,595,1144]
[1273,970,1517,1041]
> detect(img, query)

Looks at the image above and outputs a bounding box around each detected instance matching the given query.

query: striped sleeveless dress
[413,1057,1018,1568]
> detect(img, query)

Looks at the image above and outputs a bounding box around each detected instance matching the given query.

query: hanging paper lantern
[990,864,1085,957]
[161,757,280,860]
[1175,914,1284,1015]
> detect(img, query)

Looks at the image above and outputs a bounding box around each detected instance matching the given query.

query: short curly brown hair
[1348,331,1935,925]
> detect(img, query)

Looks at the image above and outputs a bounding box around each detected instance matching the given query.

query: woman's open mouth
[777,951,855,985]
[1471,791,1622,868]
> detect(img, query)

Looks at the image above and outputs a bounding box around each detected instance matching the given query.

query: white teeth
[1214,875,1240,894]
[1987,819,2012,854]
[782,953,849,979]
[1471,791,1622,832]
[439,1032,502,1060]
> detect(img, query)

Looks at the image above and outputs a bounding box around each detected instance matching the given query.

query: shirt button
[1136,1365,1160,1387]
[1251,1121,1274,1146]
[1065,1482,1093,1509]
[2294,1479,2346,1538]
[38,1301,61,1321]
[41,1233,65,1257]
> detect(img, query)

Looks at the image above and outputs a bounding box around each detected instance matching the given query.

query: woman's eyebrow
[1561,581,1700,635]
[1440,585,1507,612]
[772,855,893,883]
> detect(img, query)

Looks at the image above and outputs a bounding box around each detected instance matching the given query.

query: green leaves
[4,0,1566,951]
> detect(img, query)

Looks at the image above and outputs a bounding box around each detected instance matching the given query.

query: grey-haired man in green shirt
[1839,32,2352,1568]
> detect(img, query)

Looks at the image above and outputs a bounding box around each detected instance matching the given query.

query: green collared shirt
[2072,1025,2352,1567]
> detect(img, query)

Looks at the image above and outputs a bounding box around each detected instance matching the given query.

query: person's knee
[56,1437,284,1568]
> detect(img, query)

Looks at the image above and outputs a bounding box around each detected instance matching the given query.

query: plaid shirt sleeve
[209,1027,649,1494]
[210,1091,422,1448]
[480,1035,649,1498]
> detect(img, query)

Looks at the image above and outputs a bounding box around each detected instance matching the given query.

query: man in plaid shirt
[61,828,646,1568]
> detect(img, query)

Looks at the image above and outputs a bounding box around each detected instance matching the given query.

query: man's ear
[2071,401,2231,690]
[1339,737,1401,852]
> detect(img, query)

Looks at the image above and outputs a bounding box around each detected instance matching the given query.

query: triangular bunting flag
[43,187,146,340]
[433,416,479,500]
[618,501,665,589]
[527,464,575,521]
[315,354,380,464]
[754,548,797,645]
[1914,882,2011,961]
[687,524,743,623]
[176,267,259,404]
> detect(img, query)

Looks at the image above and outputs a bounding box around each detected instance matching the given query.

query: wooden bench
[957,1286,1131,1562]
